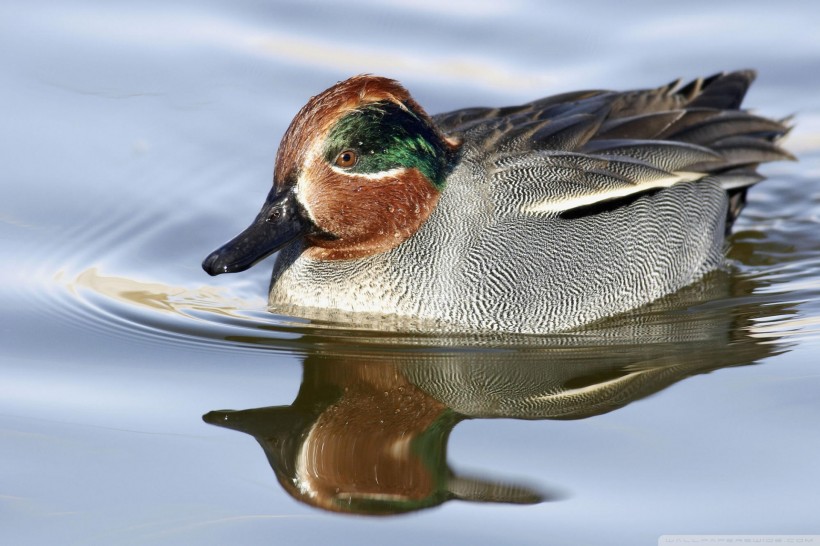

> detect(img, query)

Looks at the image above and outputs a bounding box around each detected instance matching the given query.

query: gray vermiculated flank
[268,71,792,334]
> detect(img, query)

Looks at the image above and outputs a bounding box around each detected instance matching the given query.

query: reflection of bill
[204,271,793,516]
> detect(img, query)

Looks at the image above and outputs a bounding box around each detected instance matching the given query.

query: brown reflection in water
[297,364,448,506]
[204,269,795,516]
[205,358,544,515]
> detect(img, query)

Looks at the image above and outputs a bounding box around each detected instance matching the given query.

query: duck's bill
[202,188,311,276]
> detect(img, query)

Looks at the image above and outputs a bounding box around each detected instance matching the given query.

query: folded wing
[434,70,793,218]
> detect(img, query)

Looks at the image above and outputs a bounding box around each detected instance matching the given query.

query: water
[3,1,820,544]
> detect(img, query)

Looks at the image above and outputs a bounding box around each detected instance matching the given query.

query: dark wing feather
[596,111,685,140]
[666,112,793,146]
[433,90,610,134]
[687,70,755,109]
[434,70,792,216]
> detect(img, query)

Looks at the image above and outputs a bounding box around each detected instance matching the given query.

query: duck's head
[203,75,460,275]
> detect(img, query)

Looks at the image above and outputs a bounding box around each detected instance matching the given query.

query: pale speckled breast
[267,156,728,334]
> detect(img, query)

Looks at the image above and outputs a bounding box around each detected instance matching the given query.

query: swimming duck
[202,71,791,333]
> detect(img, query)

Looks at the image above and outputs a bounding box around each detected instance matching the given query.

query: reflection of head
[204,360,543,515]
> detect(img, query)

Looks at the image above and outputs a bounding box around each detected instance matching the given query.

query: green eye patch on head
[323,101,455,189]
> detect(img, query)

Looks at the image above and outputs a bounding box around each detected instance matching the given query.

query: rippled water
[3,1,820,544]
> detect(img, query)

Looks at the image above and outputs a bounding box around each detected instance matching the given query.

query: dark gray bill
[202,188,311,276]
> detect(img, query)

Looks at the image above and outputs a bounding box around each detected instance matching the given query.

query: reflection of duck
[203,71,791,333]
[205,361,543,516]
[204,272,793,516]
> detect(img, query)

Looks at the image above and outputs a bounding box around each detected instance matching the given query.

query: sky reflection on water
[2,0,820,544]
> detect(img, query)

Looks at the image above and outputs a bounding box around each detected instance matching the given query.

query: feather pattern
[262,71,793,333]
[434,69,791,216]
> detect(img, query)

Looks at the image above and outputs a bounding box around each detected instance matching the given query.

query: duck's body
[203,71,791,334]
[269,167,727,333]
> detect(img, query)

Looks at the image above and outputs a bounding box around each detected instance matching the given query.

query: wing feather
[489,151,701,215]
[435,70,791,216]
[580,139,723,172]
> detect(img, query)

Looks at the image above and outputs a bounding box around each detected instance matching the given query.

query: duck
[202,71,792,334]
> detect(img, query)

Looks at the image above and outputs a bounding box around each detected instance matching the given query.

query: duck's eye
[334,150,358,168]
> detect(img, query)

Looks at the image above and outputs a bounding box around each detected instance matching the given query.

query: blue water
[2,1,820,544]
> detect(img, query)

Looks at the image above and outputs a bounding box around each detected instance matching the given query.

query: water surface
[3,1,820,544]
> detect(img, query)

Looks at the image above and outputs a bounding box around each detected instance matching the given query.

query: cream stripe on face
[294,171,317,224]
[521,171,704,214]
[293,138,326,224]
[329,166,408,179]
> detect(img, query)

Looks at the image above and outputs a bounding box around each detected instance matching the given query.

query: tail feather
[688,70,756,109]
